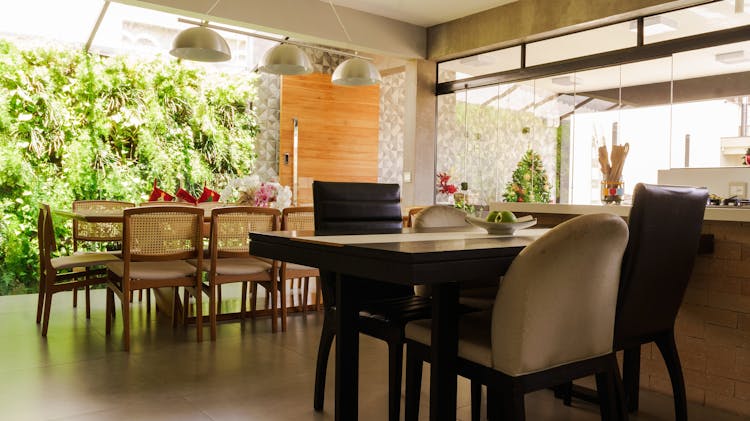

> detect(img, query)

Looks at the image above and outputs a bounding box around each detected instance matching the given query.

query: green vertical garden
[0,40,260,294]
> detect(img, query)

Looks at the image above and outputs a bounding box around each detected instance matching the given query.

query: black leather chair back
[312,181,412,304]
[614,183,708,349]
[313,181,403,235]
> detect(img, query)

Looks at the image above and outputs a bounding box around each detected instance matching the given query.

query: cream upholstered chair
[105,206,204,351]
[403,213,630,421]
[412,205,500,310]
[192,206,280,340]
[278,206,319,331]
[71,200,135,312]
[36,204,120,336]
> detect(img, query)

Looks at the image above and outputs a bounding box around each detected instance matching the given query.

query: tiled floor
[0,288,745,421]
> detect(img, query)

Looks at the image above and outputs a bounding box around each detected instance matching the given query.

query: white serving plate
[465,215,537,235]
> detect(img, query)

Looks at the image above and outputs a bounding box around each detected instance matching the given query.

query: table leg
[335,273,360,421]
[430,282,459,421]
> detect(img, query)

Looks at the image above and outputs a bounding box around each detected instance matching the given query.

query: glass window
[438,46,521,83]
[644,0,750,44]
[526,22,636,67]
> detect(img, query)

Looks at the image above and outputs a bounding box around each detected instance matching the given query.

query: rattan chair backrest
[210,206,280,259]
[139,201,195,206]
[122,206,204,261]
[281,206,314,231]
[72,200,134,245]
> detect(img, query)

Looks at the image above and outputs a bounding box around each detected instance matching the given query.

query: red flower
[436,172,457,195]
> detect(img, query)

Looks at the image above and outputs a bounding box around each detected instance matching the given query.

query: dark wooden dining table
[248,227,546,421]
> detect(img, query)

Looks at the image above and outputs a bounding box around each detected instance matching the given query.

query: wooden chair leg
[41,286,53,337]
[280,279,288,332]
[85,285,91,319]
[250,282,258,319]
[182,289,190,324]
[387,340,404,421]
[145,288,151,316]
[138,289,143,302]
[404,344,423,421]
[210,283,218,341]
[302,277,310,313]
[36,276,46,324]
[240,282,247,319]
[122,290,130,352]
[270,276,279,333]
[194,286,203,343]
[217,285,222,310]
[656,331,688,421]
[314,277,321,311]
[314,315,336,411]
[72,286,78,308]
[471,380,482,421]
[487,383,500,421]
[105,288,113,335]
[622,346,641,413]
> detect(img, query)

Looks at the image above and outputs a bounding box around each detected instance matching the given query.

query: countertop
[489,202,750,222]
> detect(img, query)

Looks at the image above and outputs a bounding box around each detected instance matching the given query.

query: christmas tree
[502,149,551,203]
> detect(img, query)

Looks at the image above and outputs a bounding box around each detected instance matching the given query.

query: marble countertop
[489,202,750,222]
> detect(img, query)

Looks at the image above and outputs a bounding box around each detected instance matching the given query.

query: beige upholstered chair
[403,213,629,421]
[36,204,121,336]
[105,206,205,351]
[278,206,319,331]
[412,205,499,310]
[192,206,280,340]
[71,200,134,312]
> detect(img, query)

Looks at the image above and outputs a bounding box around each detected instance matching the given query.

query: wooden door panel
[280,73,379,205]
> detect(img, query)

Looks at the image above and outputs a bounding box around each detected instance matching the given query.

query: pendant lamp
[332,57,381,86]
[170,26,231,62]
[327,1,380,86]
[259,43,313,75]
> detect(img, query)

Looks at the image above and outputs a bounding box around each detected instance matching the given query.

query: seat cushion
[189,257,272,276]
[106,260,196,280]
[282,262,316,271]
[52,253,120,271]
[405,310,493,368]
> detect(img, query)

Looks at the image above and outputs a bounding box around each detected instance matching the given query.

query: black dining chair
[312,181,433,421]
[559,183,708,421]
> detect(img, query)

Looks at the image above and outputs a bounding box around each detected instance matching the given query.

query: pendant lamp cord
[328,0,353,43]
[206,0,222,15]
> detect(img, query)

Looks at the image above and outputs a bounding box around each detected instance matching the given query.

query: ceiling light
[170,25,231,62]
[332,57,382,86]
[629,16,678,36]
[328,1,381,86]
[259,44,313,75]
[459,54,495,67]
[715,50,750,64]
[551,76,582,86]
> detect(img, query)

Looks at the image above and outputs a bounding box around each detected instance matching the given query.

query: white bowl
[465,215,537,235]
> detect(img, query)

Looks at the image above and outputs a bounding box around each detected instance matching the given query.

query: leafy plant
[0,40,260,294]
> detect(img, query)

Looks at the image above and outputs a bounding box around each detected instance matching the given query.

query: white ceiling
[324,0,517,27]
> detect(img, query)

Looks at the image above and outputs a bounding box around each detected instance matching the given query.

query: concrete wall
[426,0,707,61]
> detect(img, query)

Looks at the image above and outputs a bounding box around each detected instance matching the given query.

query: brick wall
[529,214,750,417]
[650,220,750,417]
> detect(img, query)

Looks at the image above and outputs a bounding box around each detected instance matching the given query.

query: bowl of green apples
[465,211,537,235]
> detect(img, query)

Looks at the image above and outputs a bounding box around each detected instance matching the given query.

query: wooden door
[279,73,380,205]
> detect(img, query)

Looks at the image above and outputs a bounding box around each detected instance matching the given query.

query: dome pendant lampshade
[259,44,313,75]
[332,57,381,86]
[170,26,231,62]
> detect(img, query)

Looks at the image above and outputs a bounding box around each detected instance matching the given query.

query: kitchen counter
[489,202,750,222]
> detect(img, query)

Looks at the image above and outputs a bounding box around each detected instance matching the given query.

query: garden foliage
[0,40,260,294]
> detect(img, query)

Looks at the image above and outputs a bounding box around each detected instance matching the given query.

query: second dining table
[249,227,547,421]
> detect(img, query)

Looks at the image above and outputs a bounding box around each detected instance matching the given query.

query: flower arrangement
[436,172,457,195]
[220,175,292,209]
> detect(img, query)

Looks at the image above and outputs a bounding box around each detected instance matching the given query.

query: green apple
[498,211,517,223]
[486,211,500,222]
